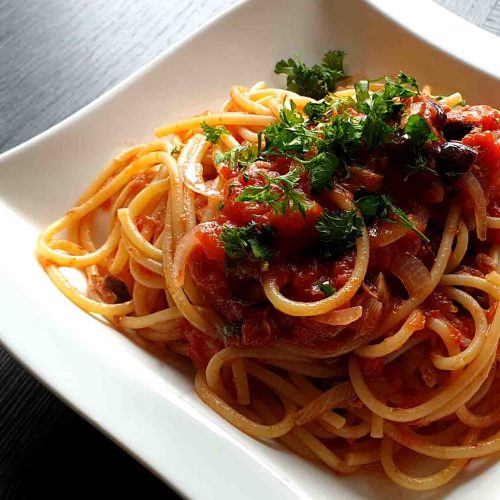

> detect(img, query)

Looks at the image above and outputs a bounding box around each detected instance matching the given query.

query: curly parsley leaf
[363,99,393,149]
[236,168,308,216]
[214,145,259,170]
[404,115,437,145]
[354,80,371,107]
[315,209,364,256]
[274,50,348,99]
[220,222,277,261]
[323,112,364,162]
[402,115,438,178]
[263,101,319,156]
[302,152,338,194]
[353,72,421,149]
[201,121,229,144]
[379,72,420,108]
[354,86,393,149]
[303,95,356,122]
[356,193,429,243]
[303,100,333,122]
[395,72,419,92]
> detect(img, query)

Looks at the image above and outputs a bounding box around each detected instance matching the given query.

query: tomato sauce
[180,100,500,363]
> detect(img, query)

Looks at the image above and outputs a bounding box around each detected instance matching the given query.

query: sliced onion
[183,161,223,198]
[461,171,487,241]
[375,273,390,310]
[369,221,407,248]
[358,298,383,337]
[172,225,201,287]
[420,361,438,388]
[369,206,428,248]
[391,253,431,297]
[350,166,383,192]
[275,326,374,359]
[315,306,363,326]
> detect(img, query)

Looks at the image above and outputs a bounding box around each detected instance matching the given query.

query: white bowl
[0,0,499,498]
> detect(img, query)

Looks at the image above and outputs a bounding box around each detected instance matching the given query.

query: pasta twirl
[36,51,500,492]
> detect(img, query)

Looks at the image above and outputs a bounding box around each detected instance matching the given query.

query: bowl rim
[0,1,499,498]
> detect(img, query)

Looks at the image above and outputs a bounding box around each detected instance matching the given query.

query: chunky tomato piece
[217,163,321,239]
[448,105,500,132]
[331,252,355,289]
[195,221,225,262]
[463,131,500,190]
[269,201,323,239]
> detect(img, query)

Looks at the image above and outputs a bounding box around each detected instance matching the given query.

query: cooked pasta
[36,51,500,491]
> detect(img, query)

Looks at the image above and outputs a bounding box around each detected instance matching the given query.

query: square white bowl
[0,0,499,498]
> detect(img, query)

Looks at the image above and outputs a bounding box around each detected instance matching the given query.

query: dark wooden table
[0,1,498,498]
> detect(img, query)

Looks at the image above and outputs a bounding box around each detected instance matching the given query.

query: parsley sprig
[220,222,277,261]
[301,152,338,194]
[304,95,356,122]
[215,145,259,170]
[263,101,318,156]
[236,168,308,216]
[315,209,364,257]
[356,193,430,243]
[274,50,348,99]
[402,115,438,178]
[353,73,420,149]
[201,121,229,144]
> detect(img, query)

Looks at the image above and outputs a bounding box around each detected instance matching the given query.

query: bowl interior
[0,0,499,498]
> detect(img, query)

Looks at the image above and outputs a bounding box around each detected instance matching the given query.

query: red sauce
[178,101,500,362]
[447,105,500,132]
[180,320,223,367]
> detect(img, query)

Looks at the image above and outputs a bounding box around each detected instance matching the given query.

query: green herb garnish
[315,209,364,256]
[316,280,336,297]
[201,121,229,144]
[215,145,259,170]
[263,101,319,157]
[357,194,429,243]
[303,100,334,122]
[236,168,308,216]
[403,115,438,177]
[322,112,364,162]
[274,50,348,99]
[302,152,338,194]
[353,73,420,149]
[304,95,357,123]
[220,222,276,261]
[404,115,437,145]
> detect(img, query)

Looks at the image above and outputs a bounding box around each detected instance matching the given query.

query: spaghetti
[36,52,500,491]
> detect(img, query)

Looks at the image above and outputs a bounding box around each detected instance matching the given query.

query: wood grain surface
[0,1,498,498]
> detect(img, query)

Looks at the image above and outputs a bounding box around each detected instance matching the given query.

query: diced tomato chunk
[463,131,500,190]
[447,105,500,132]
[195,221,225,262]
